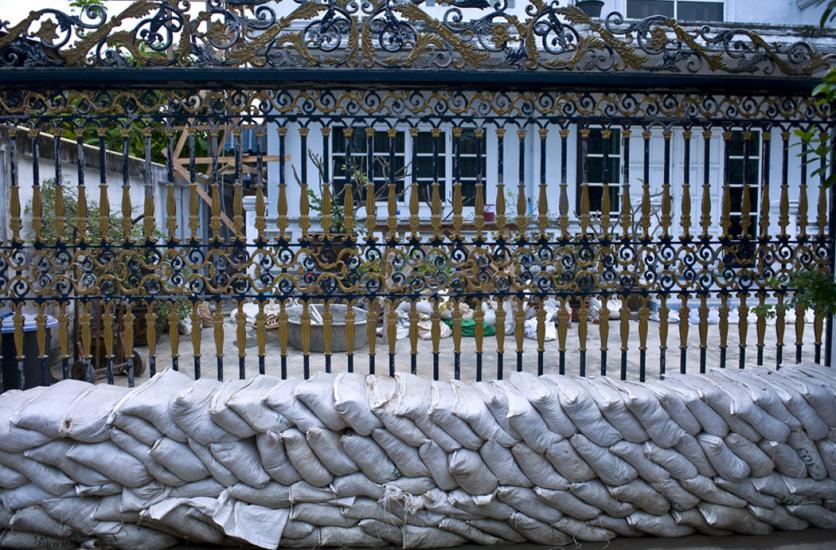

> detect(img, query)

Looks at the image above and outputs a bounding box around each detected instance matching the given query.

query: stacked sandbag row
[2,364,836,549]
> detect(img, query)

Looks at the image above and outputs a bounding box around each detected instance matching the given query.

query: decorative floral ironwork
[0,0,831,76]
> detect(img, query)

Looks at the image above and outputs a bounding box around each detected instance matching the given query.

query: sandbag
[332,373,382,435]
[109,370,190,442]
[13,379,90,438]
[168,379,238,445]
[225,375,289,434]
[60,383,128,443]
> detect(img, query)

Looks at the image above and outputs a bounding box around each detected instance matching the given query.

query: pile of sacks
[2,365,836,549]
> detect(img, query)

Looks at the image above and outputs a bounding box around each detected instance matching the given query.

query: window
[414,130,446,203]
[578,127,621,214]
[331,127,405,201]
[726,129,761,238]
[453,129,486,207]
[626,0,724,21]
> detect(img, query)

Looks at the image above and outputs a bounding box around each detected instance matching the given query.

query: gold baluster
[80,302,91,378]
[558,298,569,371]
[75,129,88,243]
[514,297,526,362]
[367,297,377,363]
[387,182,397,239]
[30,129,43,242]
[795,301,805,363]
[407,301,418,366]
[345,301,356,360]
[495,297,506,359]
[300,300,311,358]
[640,176,651,239]
[53,131,66,241]
[475,301,485,360]
[321,171,332,236]
[8,129,21,244]
[778,131,790,238]
[142,129,155,240]
[538,127,549,237]
[431,298,441,362]
[759,131,771,241]
[701,130,713,239]
[188,180,200,241]
[12,304,24,376]
[387,299,397,362]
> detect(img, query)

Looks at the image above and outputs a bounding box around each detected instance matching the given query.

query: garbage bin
[1,313,57,391]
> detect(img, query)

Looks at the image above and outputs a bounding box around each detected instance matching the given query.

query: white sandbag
[212,491,289,550]
[617,381,685,448]
[787,429,828,480]
[544,438,596,482]
[225,375,290,434]
[674,433,717,477]
[342,433,400,483]
[627,511,695,537]
[610,440,671,483]
[750,472,793,501]
[98,524,179,550]
[142,497,225,544]
[0,463,27,489]
[76,481,121,496]
[758,440,807,478]
[331,473,384,499]
[510,442,569,490]
[319,526,388,547]
[645,380,702,436]
[11,505,76,539]
[554,516,614,541]
[571,433,637,485]
[817,438,836,478]
[651,478,700,510]
[0,449,75,496]
[209,379,256,439]
[698,434,751,481]
[608,479,670,515]
[188,439,238,487]
[41,497,121,536]
[679,375,762,442]
[782,476,836,500]
[680,475,747,507]
[722,369,803,431]
[0,484,63,510]
[109,370,191,442]
[0,531,75,549]
[23,439,111,487]
[586,378,648,443]
[448,449,498,495]
[672,508,733,536]
[283,520,316,539]
[254,431,301,485]
[644,442,697,480]
[749,504,809,530]
[698,503,772,535]
[306,428,358,476]
[451,381,518,446]
[758,373,829,440]
[359,518,402,545]
[661,377,729,437]
[372,428,430,478]
[780,370,836,427]
[504,383,562,454]
[466,518,527,542]
[170,478,225,498]
[429,382,483,450]
[110,413,163,446]
[390,375,461,452]
[110,428,185,487]
[0,388,51,452]
[709,370,791,442]
[787,503,836,529]
[12,379,90,438]
[569,480,634,517]
[510,373,577,438]
[228,483,289,508]
[210,440,270,488]
[290,502,358,527]
[472,381,520,439]
[448,491,515,520]
[375,409,428,448]
[496,486,562,523]
[439,516,504,545]
[533,488,600,520]
[715,478,777,509]
[388,476,438,495]
[343,497,404,525]
[281,428,333,487]
[331,373,382,435]
[168,379,238,445]
[263,379,326,433]
[508,512,571,545]
[419,441,458,490]
[290,480,335,503]
[421,487,474,520]
[66,441,151,488]
[479,439,531,488]
[725,433,775,477]
[60,383,128,442]
[545,375,620,445]
[294,373,347,432]
[151,438,209,483]
[589,514,642,537]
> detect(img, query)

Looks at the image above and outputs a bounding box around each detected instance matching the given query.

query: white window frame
[330,127,406,204]
[577,126,623,216]
[624,0,726,21]
[725,128,762,235]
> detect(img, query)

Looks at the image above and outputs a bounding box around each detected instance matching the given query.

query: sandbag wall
[2,365,836,549]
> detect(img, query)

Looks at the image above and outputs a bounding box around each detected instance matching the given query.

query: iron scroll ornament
[0,0,831,76]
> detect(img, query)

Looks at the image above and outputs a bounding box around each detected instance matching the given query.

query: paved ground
[120,316,822,385]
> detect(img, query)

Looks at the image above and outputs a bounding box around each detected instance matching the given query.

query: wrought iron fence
[0,0,833,390]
